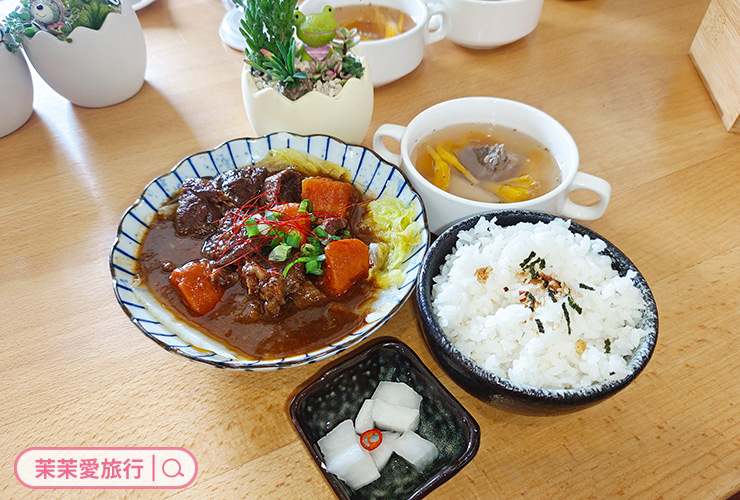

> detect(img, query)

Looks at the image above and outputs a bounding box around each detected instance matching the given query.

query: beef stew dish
[111,134,429,370]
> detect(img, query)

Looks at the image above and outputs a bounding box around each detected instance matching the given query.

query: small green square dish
[290,337,480,500]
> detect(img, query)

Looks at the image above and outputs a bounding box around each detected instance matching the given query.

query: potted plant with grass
[0,27,33,137]
[237,0,373,144]
[3,0,146,107]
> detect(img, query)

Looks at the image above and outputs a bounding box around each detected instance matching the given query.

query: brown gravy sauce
[136,217,377,360]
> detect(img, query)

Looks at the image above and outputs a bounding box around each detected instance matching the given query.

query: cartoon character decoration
[29,0,65,31]
[293,5,338,61]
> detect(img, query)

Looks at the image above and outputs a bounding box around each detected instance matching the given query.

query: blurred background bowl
[434,0,544,50]
[415,210,658,415]
[111,132,429,370]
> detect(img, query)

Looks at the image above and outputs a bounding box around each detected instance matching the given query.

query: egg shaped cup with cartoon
[242,5,374,144]
[21,0,146,108]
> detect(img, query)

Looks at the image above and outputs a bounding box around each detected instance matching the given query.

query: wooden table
[2,0,739,498]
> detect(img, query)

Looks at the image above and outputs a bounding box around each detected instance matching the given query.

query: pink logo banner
[15,447,197,489]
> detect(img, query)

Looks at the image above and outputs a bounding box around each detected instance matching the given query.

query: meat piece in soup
[411,123,561,203]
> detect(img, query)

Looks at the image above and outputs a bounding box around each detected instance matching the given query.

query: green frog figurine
[294,5,339,61]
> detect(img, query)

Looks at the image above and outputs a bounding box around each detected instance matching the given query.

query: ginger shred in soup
[411,124,561,203]
[334,5,414,40]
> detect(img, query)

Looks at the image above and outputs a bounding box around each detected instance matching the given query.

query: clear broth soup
[334,5,415,40]
[411,123,562,203]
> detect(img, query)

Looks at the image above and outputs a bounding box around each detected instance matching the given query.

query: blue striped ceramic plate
[110,133,430,370]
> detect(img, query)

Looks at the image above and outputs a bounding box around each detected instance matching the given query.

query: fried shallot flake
[575,339,587,356]
[474,266,492,283]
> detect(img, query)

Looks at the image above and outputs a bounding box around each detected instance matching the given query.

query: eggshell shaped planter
[0,48,34,137]
[22,0,146,108]
[241,59,374,144]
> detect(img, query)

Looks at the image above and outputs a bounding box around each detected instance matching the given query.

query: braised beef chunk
[200,209,258,267]
[213,167,268,208]
[238,258,328,316]
[202,231,259,268]
[285,261,306,296]
[212,267,239,288]
[261,169,304,205]
[259,275,287,317]
[292,280,326,309]
[319,217,349,236]
[240,261,287,317]
[175,178,228,236]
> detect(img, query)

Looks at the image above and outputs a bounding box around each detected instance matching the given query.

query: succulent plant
[2,0,121,45]
[237,0,365,100]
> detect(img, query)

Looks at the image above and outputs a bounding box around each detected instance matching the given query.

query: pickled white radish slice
[371,381,422,409]
[370,431,400,471]
[393,431,439,472]
[371,399,420,433]
[354,399,375,434]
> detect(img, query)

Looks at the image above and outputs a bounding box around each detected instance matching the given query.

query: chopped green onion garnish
[268,243,292,262]
[264,211,281,222]
[298,199,312,213]
[308,236,323,249]
[284,232,301,249]
[305,259,321,274]
[244,218,259,237]
[314,227,329,239]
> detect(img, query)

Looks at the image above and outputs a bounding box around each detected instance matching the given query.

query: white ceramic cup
[373,97,611,234]
[301,0,448,87]
[428,0,543,49]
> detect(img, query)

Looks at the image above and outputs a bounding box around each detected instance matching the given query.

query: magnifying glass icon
[162,458,184,478]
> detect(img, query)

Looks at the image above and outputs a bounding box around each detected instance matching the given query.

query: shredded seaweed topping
[604,338,611,354]
[562,302,572,335]
[535,318,545,334]
[520,251,536,268]
[567,295,583,314]
[579,283,595,291]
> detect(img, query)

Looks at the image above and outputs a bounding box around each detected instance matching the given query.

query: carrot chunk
[301,177,356,216]
[319,239,370,296]
[270,202,311,242]
[169,260,224,316]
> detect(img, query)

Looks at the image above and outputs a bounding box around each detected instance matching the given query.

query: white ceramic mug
[428,0,543,49]
[373,97,611,234]
[301,0,448,87]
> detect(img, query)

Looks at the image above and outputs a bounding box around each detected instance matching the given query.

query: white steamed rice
[431,217,648,390]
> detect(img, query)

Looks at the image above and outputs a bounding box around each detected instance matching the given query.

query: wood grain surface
[2,0,739,498]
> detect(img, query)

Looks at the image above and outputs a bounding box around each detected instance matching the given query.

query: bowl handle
[424,4,449,45]
[559,172,612,221]
[372,124,406,166]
